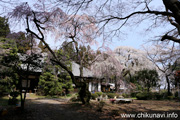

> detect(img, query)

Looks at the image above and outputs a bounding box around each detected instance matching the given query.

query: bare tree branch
[25,11,77,86]
[161,34,180,43]
[98,10,173,23]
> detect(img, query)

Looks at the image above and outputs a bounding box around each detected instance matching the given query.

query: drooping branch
[25,11,77,86]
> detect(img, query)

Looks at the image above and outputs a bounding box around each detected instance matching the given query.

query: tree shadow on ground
[107,100,180,120]
[0,99,180,120]
[0,99,112,120]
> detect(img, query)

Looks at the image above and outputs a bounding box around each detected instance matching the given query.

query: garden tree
[0,17,10,37]
[0,37,21,104]
[56,48,74,94]
[173,58,180,88]
[19,49,43,110]
[92,52,122,92]
[0,7,41,109]
[9,2,100,104]
[38,48,74,96]
[38,65,63,96]
[0,35,43,109]
[0,17,13,94]
[61,41,99,69]
[75,45,95,68]
[59,41,77,62]
[0,38,19,95]
[145,43,180,96]
[6,32,36,53]
[132,69,159,92]
[114,46,156,82]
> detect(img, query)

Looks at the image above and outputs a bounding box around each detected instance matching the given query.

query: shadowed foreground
[1,98,180,120]
[0,98,112,120]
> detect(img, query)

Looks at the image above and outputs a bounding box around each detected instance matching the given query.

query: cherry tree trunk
[166,75,171,96]
[78,65,91,104]
[78,82,91,104]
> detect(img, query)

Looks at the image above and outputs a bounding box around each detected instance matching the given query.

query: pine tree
[0,17,10,37]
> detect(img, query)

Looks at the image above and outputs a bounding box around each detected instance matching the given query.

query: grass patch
[26,93,72,99]
[131,97,137,100]
[0,95,21,106]
[26,93,46,99]
[0,96,9,106]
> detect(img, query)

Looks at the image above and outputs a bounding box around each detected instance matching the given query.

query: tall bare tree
[145,43,180,95]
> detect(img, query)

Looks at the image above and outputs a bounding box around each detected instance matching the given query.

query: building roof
[18,52,46,73]
[19,53,94,77]
[72,61,93,78]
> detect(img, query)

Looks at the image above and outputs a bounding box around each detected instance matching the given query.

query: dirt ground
[0,96,180,120]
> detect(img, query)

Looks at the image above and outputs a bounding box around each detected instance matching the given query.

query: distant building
[18,53,134,93]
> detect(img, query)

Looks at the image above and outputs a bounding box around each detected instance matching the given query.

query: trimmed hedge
[153,92,163,100]
[136,91,175,100]
[136,92,150,100]
[96,92,103,96]
[91,93,99,100]
[122,93,130,98]
[174,91,178,98]
[167,96,174,100]
[8,91,19,105]
[106,93,119,98]
[130,92,138,97]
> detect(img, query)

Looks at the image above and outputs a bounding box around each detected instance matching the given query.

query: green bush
[122,93,130,98]
[106,93,115,98]
[159,90,173,99]
[174,91,178,98]
[102,93,106,97]
[136,92,150,100]
[161,92,168,99]
[36,89,45,96]
[66,94,72,97]
[153,92,163,100]
[130,92,138,97]
[8,91,19,105]
[106,93,119,98]
[149,92,153,99]
[136,91,176,100]
[167,96,174,100]
[38,72,63,96]
[10,91,19,98]
[96,92,103,96]
[91,93,98,100]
